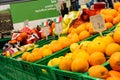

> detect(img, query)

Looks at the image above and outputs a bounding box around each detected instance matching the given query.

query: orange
[87,40,106,55]
[70,43,80,52]
[49,40,63,52]
[26,53,36,62]
[88,25,94,34]
[58,36,72,48]
[20,32,27,39]
[42,48,52,57]
[67,33,80,43]
[72,50,89,61]
[71,58,89,72]
[113,28,120,44]
[32,48,40,53]
[118,7,120,13]
[64,53,73,59]
[68,27,74,33]
[114,2,120,11]
[76,23,86,34]
[93,35,114,47]
[88,65,108,79]
[113,16,120,25]
[42,44,50,49]
[80,41,91,51]
[105,43,120,56]
[41,32,45,39]
[106,77,120,80]
[105,22,113,29]
[110,52,120,71]
[79,30,90,40]
[21,52,30,60]
[108,70,120,78]
[85,22,91,31]
[89,52,106,66]
[104,15,114,23]
[102,34,114,46]
[32,52,42,61]
[59,58,72,71]
[16,36,23,42]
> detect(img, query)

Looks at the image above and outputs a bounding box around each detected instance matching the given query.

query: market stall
[1,1,120,80]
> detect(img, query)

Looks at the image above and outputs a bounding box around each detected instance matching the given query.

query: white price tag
[79,0,85,5]
[42,26,50,39]
[55,22,62,37]
[90,14,106,32]
[24,20,29,26]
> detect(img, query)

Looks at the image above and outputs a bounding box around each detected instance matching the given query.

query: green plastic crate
[0,55,38,80]
[32,63,57,80]
[35,29,115,80]
[0,37,11,49]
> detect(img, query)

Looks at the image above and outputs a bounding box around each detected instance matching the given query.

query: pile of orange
[46,26,120,79]
[21,31,81,62]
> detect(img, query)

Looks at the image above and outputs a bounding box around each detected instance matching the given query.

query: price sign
[90,14,106,32]
[56,2,61,13]
[42,26,50,39]
[24,19,29,26]
[55,22,62,37]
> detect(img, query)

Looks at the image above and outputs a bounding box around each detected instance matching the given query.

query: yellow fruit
[102,35,114,46]
[42,44,50,49]
[64,53,73,59]
[42,48,52,57]
[32,48,40,53]
[63,15,71,24]
[62,22,67,29]
[48,58,62,66]
[70,43,80,52]
[61,26,69,34]
[80,41,91,51]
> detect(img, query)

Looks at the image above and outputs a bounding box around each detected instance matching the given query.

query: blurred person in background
[61,2,69,17]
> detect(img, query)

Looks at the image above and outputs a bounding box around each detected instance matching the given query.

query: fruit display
[60,2,120,39]
[2,2,120,80]
[21,34,79,62]
[45,24,120,79]
[1,19,56,57]
[60,11,80,35]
